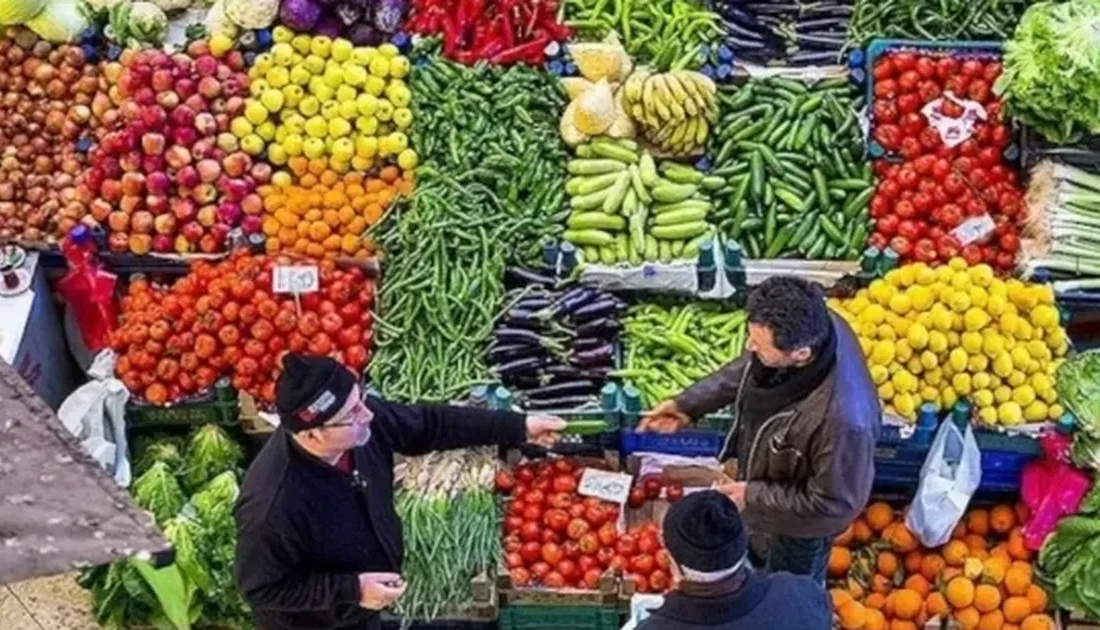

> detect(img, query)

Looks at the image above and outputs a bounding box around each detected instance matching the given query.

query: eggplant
[494,356,547,377]
[487,343,545,364]
[790,49,845,65]
[795,17,852,32]
[800,3,853,18]
[503,308,539,325]
[742,3,803,14]
[492,327,563,349]
[539,364,593,381]
[575,317,621,337]
[570,344,615,367]
[540,286,597,318]
[572,297,625,323]
[513,297,554,311]
[525,380,599,400]
[503,374,546,390]
[795,33,846,50]
[570,336,606,352]
[523,395,599,410]
[506,266,557,288]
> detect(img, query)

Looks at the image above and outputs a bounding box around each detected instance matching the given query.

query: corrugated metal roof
[0,359,169,585]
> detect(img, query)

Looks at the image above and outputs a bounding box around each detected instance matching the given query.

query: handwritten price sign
[272,265,320,294]
[577,468,633,504]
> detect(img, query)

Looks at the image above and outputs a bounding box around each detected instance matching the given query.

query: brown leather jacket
[675,313,881,539]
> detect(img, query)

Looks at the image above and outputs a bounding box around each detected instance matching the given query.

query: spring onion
[1020,161,1100,293]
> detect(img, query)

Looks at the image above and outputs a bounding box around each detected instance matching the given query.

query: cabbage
[134,440,184,477]
[190,471,239,526]
[278,0,319,31]
[181,424,242,491]
[0,0,47,25]
[132,462,185,525]
[25,0,88,42]
[127,1,166,44]
[1056,349,1100,436]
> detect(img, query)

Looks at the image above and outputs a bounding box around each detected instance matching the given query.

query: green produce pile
[371,52,568,402]
[564,0,721,70]
[1038,482,1100,620]
[997,0,1100,144]
[708,76,872,260]
[80,426,248,629]
[848,0,1034,46]
[1057,349,1100,470]
[614,301,747,406]
[393,449,499,621]
[564,138,723,264]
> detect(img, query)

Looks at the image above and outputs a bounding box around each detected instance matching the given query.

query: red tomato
[962,244,984,265]
[544,509,569,533]
[968,79,990,103]
[896,167,919,190]
[628,487,646,508]
[583,568,602,590]
[515,465,534,483]
[523,504,543,522]
[991,125,1011,146]
[597,546,615,566]
[939,204,963,227]
[872,58,895,80]
[495,471,516,494]
[509,567,531,587]
[900,137,924,160]
[578,554,599,573]
[874,124,902,150]
[546,492,571,510]
[958,139,980,157]
[999,232,1020,253]
[540,529,561,544]
[916,57,936,78]
[597,523,618,546]
[643,477,662,499]
[506,552,524,569]
[543,571,565,588]
[936,57,959,80]
[918,80,941,103]
[563,540,581,560]
[877,215,900,236]
[890,236,913,257]
[552,474,577,494]
[897,70,920,92]
[656,549,672,570]
[556,559,578,583]
[567,519,591,541]
[530,561,551,580]
[584,505,608,528]
[874,79,897,99]
[504,516,524,535]
[919,127,942,151]
[616,534,638,556]
[521,541,542,564]
[626,573,649,594]
[609,555,628,574]
[541,542,564,565]
[895,200,917,220]
[960,59,984,78]
[569,503,587,519]
[553,459,574,474]
[897,92,922,115]
[943,173,967,195]
[649,570,671,593]
[525,490,545,506]
[504,535,522,554]
[520,522,541,543]
[872,100,899,123]
[913,239,938,264]
[892,52,917,72]
[637,534,660,555]
[996,252,1016,270]
[666,483,684,502]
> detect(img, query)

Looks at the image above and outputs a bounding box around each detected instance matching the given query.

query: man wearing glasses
[234,353,565,630]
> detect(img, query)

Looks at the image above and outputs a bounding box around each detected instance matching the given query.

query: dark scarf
[654,570,768,626]
[740,319,837,423]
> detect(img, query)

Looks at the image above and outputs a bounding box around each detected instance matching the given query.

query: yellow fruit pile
[829,259,1069,425]
[233,26,418,173]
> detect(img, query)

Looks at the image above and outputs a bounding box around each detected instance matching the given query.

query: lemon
[948,348,968,372]
[991,352,1013,377]
[998,401,1024,426]
[994,385,1013,403]
[877,324,897,341]
[990,374,1003,388]
[1023,400,1048,422]
[978,406,998,425]
[972,372,992,390]
[947,331,961,346]
[947,290,971,313]
[950,270,972,290]
[912,263,935,284]
[931,309,953,332]
[947,256,967,271]
[1027,340,1051,362]
[1010,346,1031,369]
[942,386,959,409]
[968,354,989,373]
[870,340,896,366]
[1034,283,1055,305]
[985,294,1008,317]
[890,265,917,287]
[861,303,887,326]
[928,330,948,353]
[1008,370,1027,387]
[858,337,873,355]
[961,331,983,354]
[888,292,912,315]
[925,368,943,387]
[859,321,878,339]
[331,38,354,62]
[878,382,896,400]
[908,285,934,311]
[1017,319,1035,341]
[968,263,995,286]
[935,266,956,284]
[1012,384,1036,406]
[894,393,916,418]
[867,279,893,304]
[968,286,989,309]
[1049,403,1065,420]
[982,332,1005,356]
[920,386,940,405]
[963,307,991,332]
[973,388,994,408]
[918,349,938,371]
[1046,326,1067,350]
[397,148,419,171]
[952,373,973,395]
[894,340,913,363]
[1030,304,1059,330]
[868,364,888,385]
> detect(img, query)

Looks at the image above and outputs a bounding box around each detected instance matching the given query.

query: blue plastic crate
[862,39,1017,160]
[619,428,727,458]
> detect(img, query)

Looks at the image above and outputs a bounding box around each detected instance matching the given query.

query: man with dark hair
[234,353,565,629]
[637,490,830,630]
[641,276,880,581]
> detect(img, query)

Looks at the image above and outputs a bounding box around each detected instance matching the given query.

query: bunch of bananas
[623,69,717,156]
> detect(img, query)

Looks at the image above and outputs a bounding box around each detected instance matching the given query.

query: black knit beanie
[275,353,356,432]
[662,490,747,573]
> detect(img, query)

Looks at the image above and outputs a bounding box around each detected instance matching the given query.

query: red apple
[181,221,203,244]
[141,133,166,155]
[174,234,193,253]
[153,213,176,235]
[130,211,154,234]
[145,194,168,215]
[107,211,130,232]
[152,234,174,253]
[170,198,196,222]
[176,165,199,188]
[108,232,130,252]
[165,146,192,170]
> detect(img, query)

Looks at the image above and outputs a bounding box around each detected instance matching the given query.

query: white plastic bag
[905,420,982,547]
[57,350,132,487]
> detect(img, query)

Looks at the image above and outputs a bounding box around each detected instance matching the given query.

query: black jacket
[636,572,830,630]
[234,396,527,630]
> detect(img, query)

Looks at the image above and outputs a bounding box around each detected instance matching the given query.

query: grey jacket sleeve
[673,354,750,419]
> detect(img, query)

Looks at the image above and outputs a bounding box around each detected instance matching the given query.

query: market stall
[0,0,1098,627]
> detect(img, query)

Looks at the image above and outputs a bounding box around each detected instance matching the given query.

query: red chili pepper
[490,31,550,65]
[454,50,476,65]
[473,39,506,60]
[470,20,494,52]
[539,18,571,42]
[496,12,515,49]
[440,13,460,57]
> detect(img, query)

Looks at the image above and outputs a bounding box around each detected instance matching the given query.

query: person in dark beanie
[639,276,880,582]
[234,353,565,630]
[637,490,830,630]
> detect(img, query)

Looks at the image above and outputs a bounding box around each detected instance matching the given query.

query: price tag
[921,92,987,148]
[577,468,633,505]
[951,214,996,247]
[272,265,319,294]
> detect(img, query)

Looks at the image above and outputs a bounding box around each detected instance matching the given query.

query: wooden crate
[498,568,620,607]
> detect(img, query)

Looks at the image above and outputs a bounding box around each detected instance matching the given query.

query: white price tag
[272,265,320,294]
[921,92,987,148]
[951,214,996,247]
[577,468,633,505]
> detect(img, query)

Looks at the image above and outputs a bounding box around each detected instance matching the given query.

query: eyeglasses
[318,393,370,429]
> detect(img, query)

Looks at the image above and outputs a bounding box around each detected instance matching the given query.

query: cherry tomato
[943,173,967,195]
[525,490,545,506]
[939,204,963,227]
[568,503,586,519]
[553,459,574,475]
[879,178,902,200]
[656,549,672,570]
[991,125,1011,147]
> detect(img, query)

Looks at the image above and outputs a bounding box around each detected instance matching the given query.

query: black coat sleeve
[234,522,361,612]
[367,397,528,457]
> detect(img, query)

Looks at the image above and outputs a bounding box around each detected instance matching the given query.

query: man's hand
[358,573,406,610]
[526,415,566,445]
[638,400,690,433]
[714,482,747,509]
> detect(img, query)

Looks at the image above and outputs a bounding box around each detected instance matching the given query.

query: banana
[694,117,710,148]
[647,81,673,122]
[624,71,645,104]
[667,120,689,149]
[682,71,717,117]
[663,73,696,118]
[676,71,707,114]
[649,75,685,121]
[641,75,658,118]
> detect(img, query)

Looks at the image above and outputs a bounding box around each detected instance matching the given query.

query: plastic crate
[126,380,238,428]
[862,39,1016,160]
[618,384,735,457]
[1020,125,1100,170]
[486,383,622,456]
[499,605,621,630]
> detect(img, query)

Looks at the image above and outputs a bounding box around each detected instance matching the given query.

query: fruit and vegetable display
[563,0,719,71]
[0,35,99,243]
[233,28,415,172]
[405,0,572,66]
[1038,482,1100,622]
[708,76,871,260]
[615,301,746,407]
[393,448,499,620]
[868,50,1024,268]
[710,1,853,67]
[79,425,249,629]
[829,259,1069,424]
[997,0,1100,145]
[828,502,1054,630]
[847,0,1032,46]
[111,251,374,406]
[1021,161,1100,294]
[488,276,624,408]
[495,457,674,594]
[563,139,720,264]
[369,51,566,402]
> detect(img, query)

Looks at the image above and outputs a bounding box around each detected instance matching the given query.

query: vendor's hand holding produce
[830,259,1068,424]
[709,76,870,260]
[868,51,1023,268]
[405,0,571,66]
[564,139,721,264]
[526,415,568,443]
[638,399,690,433]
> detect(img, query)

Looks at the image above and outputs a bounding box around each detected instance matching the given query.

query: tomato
[868,232,889,250]
[991,124,1011,147]
[913,238,938,263]
[506,552,524,569]
[897,220,923,242]
[544,509,569,533]
[504,535,523,554]
[631,554,656,575]
[628,487,646,508]
[520,522,541,543]
[655,549,672,570]
[567,518,590,541]
[297,312,320,336]
[555,559,578,583]
[597,523,618,547]
[895,167,918,190]
[897,70,919,92]
[999,232,1020,254]
[626,573,649,594]
[320,313,343,335]
[596,546,615,566]
[579,532,599,555]
[345,345,370,371]
[578,554,599,574]
[195,333,218,359]
[872,100,898,123]
[563,540,581,560]
[308,333,333,356]
[495,471,515,494]
[996,252,1016,270]
[525,490,545,506]
[239,304,259,326]
[544,492,568,510]
[895,200,917,220]
[918,80,941,103]
[943,173,967,195]
[583,568,602,590]
[892,52,917,72]
[155,358,179,382]
[919,127,942,152]
[532,477,551,492]
[541,542,564,565]
[873,79,897,99]
[553,459,575,475]
[876,215,900,237]
[960,59,984,78]
[939,204,963,227]
[637,533,660,555]
[609,555,628,574]
[528,562,550,582]
[873,124,901,150]
[958,138,980,157]
[962,244,984,266]
[540,529,561,544]
[872,58,895,80]
[967,79,990,103]
[649,570,670,593]
[568,503,586,519]
[616,534,638,556]
[509,567,531,587]
[552,474,577,494]
[965,198,989,217]
[890,236,913,257]
[643,477,662,499]
[870,194,890,218]
[897,92,922,115]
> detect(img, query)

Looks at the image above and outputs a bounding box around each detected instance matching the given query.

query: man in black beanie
[234,353,565,630]
[637,490,831,630]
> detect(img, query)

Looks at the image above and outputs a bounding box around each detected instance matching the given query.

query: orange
[889,621,917,630]
[884,591,897,617]
[892,589,922,620]
[944,540,970,566]
[885,522,919,553]
[1004,566,1031,596]
[830,588,852,611]
[990,505,1017,534]
[828,546,852,578]
[926,592,949,618]
[863,608,886,630]
[968,509,991,536]
[904,574,931,598]
[955,606,981,630]
[983,556,1009,585]
[1007,530,1031,562]
[921,553,946,581]
[865,592,887,610]
[904,550,924,575]
[974,584,1002,613]
[990,545,1012,565]
[865,502,894,532]
[1005,625,1021,630]
[853,518,874,543]
[871,573,892,594]
[1010,561,1033,579]
[876,551,899,577]
[943,567,963,582]
[965,533,989,553]
[978,610,1005,630]
[837,600,867,630]
[835,522,855,547]
[953,520,969,540]
[1020,614,1055,630]
[1003,597,1031,623]
[946,577,976,608]
[1026,584,1047,613]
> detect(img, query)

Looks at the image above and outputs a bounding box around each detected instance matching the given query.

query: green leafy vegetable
[163,517,212,594]
[132,462,185,525]
[134,441,184,477]
[190,471,239,526]
[997,0,1100,143]
[181,424,242,491]
[1074,433,1100,471]
[1057,349,1100,438]
[130,559,193,630]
